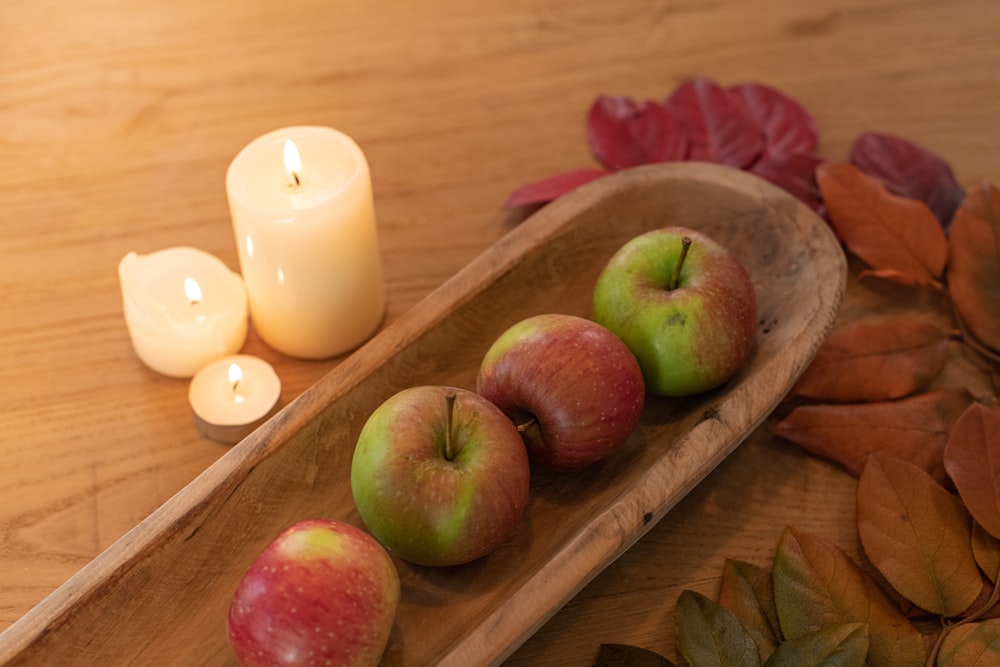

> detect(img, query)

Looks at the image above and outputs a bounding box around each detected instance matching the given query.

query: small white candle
[188,355,281,443]
[118,247,248,378]
[226,126,385,359]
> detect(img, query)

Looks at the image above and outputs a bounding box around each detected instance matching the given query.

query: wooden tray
[0,162,846,666]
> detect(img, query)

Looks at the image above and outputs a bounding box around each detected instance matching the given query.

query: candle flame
[228,363,243,389]
[184,277,202,305]
[283,139,302,188]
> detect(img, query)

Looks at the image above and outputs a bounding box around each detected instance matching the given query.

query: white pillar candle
[226,126,385,359]
[118,247,248,378]
[188,355,281,443]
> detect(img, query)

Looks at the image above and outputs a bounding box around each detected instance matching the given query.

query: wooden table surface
[1,0,998,664]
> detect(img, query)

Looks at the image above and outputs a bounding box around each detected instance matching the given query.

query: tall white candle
[118,247,248,378]
[226,126,385,359]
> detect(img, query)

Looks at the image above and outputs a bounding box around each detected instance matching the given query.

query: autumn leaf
[857,453,982,617]
[503,168,608,209]
[772,389,973,486]
[675,590,760,667]
[594,644,676,666]
[728,82,818,161]
[792,319,950,402]
[946,182,1000,354]
[586,96,688,171]
[937,620,1000,666]
[749,153,825,214]
[762,624,867,667]
[816,161,948,286]
[718,560,781,662]
[772,527,925,666]
[973,522,1000,584]
[943,403,1000,538]
[848,131,965,227]
[664,78,763,169]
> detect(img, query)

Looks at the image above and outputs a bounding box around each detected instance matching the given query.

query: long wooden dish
[0,162,845,666]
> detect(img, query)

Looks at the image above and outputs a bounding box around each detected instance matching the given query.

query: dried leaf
[972,522,1000,584]
[946,183,1000,353]
[816,161,948,286]
[857,453,982,616]
[664,78,763,169]
[937,620,1000,666]
[718,559,781,662]
[848,131,965,227]
[762,624,868,667]
[504,168,608,209]
[729,82,818,161]
[675,590,760,667]
[749,153,825,213]
[772,389,973,486]
[772,528,925,666]
[586,96,688,171]
[595,643,676,666]
[792,319,950,402]
[944,404,1000,538]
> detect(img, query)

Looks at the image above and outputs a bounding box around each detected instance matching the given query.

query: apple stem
[668,236,692,291]
[444,391,457,461]
[516,416,537,433]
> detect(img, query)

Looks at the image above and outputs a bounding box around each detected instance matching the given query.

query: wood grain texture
[0,163,845,665]
[1,0,999,663]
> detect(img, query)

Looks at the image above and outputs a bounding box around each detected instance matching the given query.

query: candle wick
[290,171,301,188]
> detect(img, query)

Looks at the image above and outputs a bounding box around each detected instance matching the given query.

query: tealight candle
[188,355,281,444]
[118,247,248,378]
[226,126,385,359]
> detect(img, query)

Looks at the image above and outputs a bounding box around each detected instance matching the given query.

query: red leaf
[849,132,965,227]
[586,96,688,171]
[772,389,973,485]
[792,319,950,402]
[504,168,608,209]
[858,453,982,617]
[729,82,818,160]
[944,404,1000,539]
[664,78,763,168]
[749,153,825,213]
[947,183,1000,353]
[816,161,948,286]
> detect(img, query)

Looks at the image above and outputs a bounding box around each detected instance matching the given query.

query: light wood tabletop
[1,0,998,664]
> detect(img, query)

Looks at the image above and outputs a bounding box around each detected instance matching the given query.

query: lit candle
[118,247,248,378]
[188,354,281,444]
[226,126,385,359]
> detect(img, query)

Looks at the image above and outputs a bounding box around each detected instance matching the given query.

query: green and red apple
[350,385,530,567]
[593,227,757,397]
[227,518,399,667]
[476,313,645,472]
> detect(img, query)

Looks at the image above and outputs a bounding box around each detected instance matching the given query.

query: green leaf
[938,619,1000,666]
[594,643,676,666]
[718,559,781,662]
[676,590,761,667]
[772,527,925,666]
[857,453,982,616]
[763,624,868,667]
[943,404,1000,539]
[972,522,1000,584]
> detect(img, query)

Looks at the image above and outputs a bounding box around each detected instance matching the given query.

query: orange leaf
[944,404,1000,538]
[717,559,780,662]
[947,183,1000,353]
[793,319,950,402]
[857,453,982,616]
[772,389,972,485]
[816,161,947,286]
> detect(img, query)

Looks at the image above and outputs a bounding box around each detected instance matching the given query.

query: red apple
[476,313,645,472]
[227,518,399,667]
[350,385,530,567]
[593,227,757,397]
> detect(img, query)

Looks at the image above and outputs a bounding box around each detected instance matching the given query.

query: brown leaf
[857,453,982,616]
[937,619,1000,666]
[793,319,950,402]
[675,590,760,667]
[772,389,973,485]
[718,559,780,662]
[816,161,948,286]
[772,527,925,666]
[944,404,1000,538]
[947,183,1000,353]
[972,522,1000,584]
